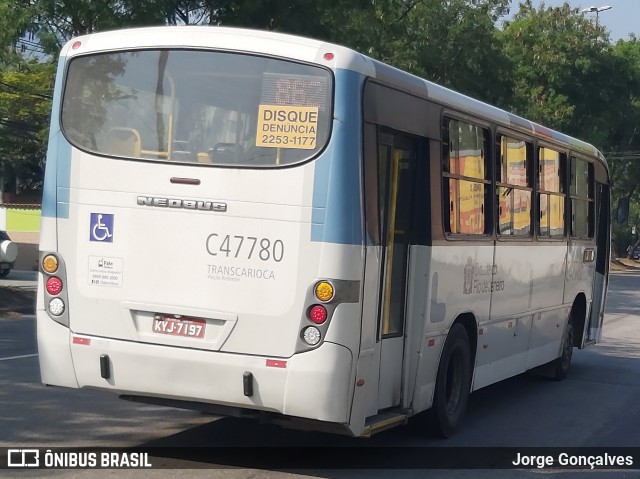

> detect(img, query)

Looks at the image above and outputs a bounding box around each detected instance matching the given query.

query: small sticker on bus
[256,105,318,149]
[88,256,123,287]
[90,213,114,242]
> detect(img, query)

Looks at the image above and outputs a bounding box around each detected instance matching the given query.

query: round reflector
[323,52,334,61]
[314,281,334,302]
[308,305,327,324]
[303,326,321,346]
[42,255,59,273]
[46,276,63,295]
[49,298,65,316]
[72,41,82,50]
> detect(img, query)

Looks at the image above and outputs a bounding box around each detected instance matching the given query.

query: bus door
[587,182,610,343]
[375,131,417,410]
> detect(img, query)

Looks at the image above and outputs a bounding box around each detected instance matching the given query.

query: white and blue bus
[37,26,610,437]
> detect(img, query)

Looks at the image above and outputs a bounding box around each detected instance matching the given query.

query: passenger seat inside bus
[207,143,243,164]
[104,128,141,158]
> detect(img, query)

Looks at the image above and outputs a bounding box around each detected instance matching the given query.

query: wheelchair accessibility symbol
[90,213,114,242]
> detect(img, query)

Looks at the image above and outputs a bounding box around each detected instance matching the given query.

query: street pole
[582,5,612,40]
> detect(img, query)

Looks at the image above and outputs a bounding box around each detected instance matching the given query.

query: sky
[512,0,638,41]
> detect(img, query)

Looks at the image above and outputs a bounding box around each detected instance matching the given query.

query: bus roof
[62,25,607,167]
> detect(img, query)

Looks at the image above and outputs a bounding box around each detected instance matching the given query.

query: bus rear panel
[38,30,365,434]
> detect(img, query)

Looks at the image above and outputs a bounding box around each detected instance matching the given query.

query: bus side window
[443,118,490,235]
[570,156,594,239]
[496,135,532,237]
[537,147,566,237]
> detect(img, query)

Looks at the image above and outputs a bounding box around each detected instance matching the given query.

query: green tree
[607,37,640,194]
[501,1,612,136]
[0,2,30,53]
[0,60,54,195]
[502,3,640,255]
[212,0,513,105]
[31,0,176,54]
[403,0,512,105]
[606,38,640,254]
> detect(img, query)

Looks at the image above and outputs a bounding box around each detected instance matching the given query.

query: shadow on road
[604,271,640,316]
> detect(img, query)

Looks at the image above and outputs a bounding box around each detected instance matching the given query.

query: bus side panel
[475,243,566,389]
[357,246,382,419]
[349,347,376,435]
[479,242,535,386]
[403,245,433,410]
[411,330,446,414]
[472,315,533,391]
[526,306,571,369]
[564,242,595,305]
[411,244,493,412]
[527,244,567,310]
[588,180,610,343]
[524,244,570,370]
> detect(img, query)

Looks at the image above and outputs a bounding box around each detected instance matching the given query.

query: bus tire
[550,319,574,381]
[430,323,472,438]
[0,268,9,278]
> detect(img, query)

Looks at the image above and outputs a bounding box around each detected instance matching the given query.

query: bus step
[362,411,410,437]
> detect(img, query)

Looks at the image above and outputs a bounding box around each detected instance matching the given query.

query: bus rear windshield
[61,49,333,167]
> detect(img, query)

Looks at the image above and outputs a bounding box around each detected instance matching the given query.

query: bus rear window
[61,49,333,167]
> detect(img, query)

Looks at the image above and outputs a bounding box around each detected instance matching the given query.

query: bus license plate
[152,315,206,339]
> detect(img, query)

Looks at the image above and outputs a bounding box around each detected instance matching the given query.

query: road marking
[0,353,38,361]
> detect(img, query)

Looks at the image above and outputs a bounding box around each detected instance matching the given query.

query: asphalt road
[1,271,640,478]
[0,269,37,290]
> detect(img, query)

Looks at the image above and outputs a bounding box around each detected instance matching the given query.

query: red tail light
[308,305,327,324]
[46,277,63,295]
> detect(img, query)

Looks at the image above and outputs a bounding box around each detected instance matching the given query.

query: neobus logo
[137,196,227,212]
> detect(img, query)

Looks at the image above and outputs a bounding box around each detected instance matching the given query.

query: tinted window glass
[570,157,594,238]
[62,50,333,167]
[497,135,532,237]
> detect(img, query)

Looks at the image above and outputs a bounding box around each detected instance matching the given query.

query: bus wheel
[0,268,9,278]
[551,320,574,381]
[430,323,472,438]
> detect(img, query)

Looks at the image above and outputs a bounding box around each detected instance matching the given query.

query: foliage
[0,60,54,193]
[607,39,640,200]
[501,1,614,139]
[405,0,512,105]
[501,2,640,257]
[0,1,31,62]
[196,0,513,103]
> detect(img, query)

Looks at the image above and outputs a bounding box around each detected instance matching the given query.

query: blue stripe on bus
[311,69,364,245]
[41,57,71,219]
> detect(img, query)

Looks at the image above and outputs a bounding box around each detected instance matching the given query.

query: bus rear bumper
[63,331,353,424]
